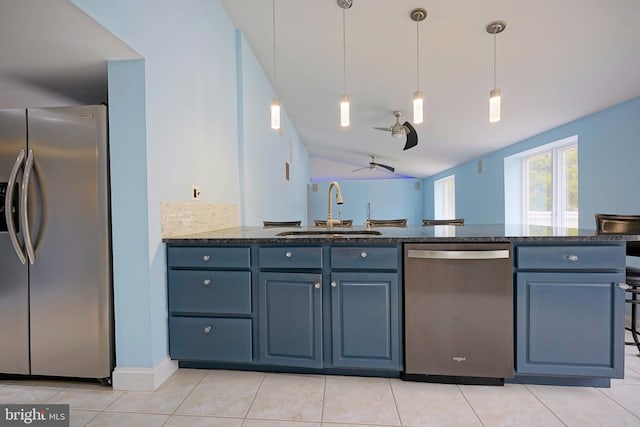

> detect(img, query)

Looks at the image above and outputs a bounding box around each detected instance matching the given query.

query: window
[434,175,455,219]
[505,136,578,232]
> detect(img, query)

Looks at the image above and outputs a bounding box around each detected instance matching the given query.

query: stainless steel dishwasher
[403,243,514,385]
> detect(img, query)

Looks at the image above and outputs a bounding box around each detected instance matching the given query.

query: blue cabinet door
[258,272,323,368]
[330,272,401,370]
[516,272,625,378]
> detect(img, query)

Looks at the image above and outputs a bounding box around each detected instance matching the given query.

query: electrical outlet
[192,185,201,201]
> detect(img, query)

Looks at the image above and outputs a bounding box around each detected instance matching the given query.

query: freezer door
[27,106,112,379]
[0,109,29,375]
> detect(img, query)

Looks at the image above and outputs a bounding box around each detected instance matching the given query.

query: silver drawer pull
[360,251,367,258]
[565,254,578,262]
[314,282,321,289]
[203,278,212,286]
[285,251,292,258]
[618,283,632,290]
[202,255,211,262]
[203,325,212,333]
[331,281,337,288]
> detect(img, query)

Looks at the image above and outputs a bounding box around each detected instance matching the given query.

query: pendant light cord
[493,32,497,89]
[342,8,347,94]
[416,19,420,91]
[272,0,277,86]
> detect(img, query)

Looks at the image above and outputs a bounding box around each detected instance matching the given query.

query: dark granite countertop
[163,224,639,245]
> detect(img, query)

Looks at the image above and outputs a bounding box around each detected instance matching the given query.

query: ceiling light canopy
[410,8,427,125]
[487,20,506,123]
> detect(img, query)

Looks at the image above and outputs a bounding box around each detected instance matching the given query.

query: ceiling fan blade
[377,163,396,173]
[402,121,418,151]
[373,126,391,132]
[352,166,369,172]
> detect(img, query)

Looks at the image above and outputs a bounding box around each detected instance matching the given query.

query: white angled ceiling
[220,0,640,179]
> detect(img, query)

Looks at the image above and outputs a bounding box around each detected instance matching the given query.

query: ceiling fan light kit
[373,111,419,151]
[411,8,427,125]
[487,20,506,123]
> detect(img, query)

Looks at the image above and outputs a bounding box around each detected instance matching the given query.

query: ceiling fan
[352,155,395,173]
[373,111,418,151]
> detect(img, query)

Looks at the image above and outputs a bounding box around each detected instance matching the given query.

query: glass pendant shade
[413,90,424,124]
[340,94,350,127]
[271,97,281,130]
[489,88,501,123]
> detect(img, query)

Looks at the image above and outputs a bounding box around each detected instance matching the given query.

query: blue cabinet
[330,272,400,370]
[167,243,402,373]
[515,244,626,379]
[167,246,253,364]
[258,272,323,368]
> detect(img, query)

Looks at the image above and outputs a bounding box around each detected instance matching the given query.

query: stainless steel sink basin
[276,230,382,237]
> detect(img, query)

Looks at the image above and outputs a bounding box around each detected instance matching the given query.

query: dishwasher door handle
[407,249,510,260]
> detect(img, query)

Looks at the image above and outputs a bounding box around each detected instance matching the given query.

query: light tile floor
[2,340,640,427]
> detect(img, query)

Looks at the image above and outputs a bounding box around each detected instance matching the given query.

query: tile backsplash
[160,201,239,238]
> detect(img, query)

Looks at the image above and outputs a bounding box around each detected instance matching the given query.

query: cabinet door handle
[360,251,367,258]
[202,255,211,262]
[314,282,321,289]
[285,251,292,258]
[565,254,578,262]
[331,281,337,288]
[618,283,632,290]
[203,278,212,286]
[203,325,212,333]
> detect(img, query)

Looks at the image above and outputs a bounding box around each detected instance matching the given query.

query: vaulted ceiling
[220,0,640,179]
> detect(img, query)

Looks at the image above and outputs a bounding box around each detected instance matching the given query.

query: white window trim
[434,175,455,220]
[504,135,578,228]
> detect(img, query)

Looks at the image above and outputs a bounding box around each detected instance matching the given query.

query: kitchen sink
[276,230,382,237]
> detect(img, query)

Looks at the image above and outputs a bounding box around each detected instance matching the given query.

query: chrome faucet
[326,181,344,230]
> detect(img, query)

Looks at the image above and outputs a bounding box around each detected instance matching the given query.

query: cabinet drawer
[168,246,250,269]
[331,247,398,270]
[169,270,251,315]
[515,245,625,270]
[258,246,322,269]
[169,316,252,363]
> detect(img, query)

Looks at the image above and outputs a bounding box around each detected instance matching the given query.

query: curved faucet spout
[326,181,344,230]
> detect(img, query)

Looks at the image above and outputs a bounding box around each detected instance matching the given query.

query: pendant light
[270,0,280,130]
[487,20,506,123]
[337,0,352,127]
[410,8,427,125]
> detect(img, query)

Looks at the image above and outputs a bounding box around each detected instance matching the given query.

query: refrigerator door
[27,106,112,378]
[0,109,30,375]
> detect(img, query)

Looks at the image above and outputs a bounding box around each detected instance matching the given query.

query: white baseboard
[111,357,178,391]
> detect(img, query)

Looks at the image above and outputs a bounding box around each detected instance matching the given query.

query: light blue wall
[423,97,640,228]
[238,32,310,226]
[72,0,310,369]
[308,179,424,226]
[107,59,151,367]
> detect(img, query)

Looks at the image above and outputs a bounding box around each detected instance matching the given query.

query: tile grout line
[241,370,267,422]
[320,374,327,425]
[595,383,640,422]
[387,378,404,427]
[456,384,486,427]
[157,369,211,423]
[523,384,567,426]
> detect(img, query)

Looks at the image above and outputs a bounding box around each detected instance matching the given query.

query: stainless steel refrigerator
[0,105,113,380]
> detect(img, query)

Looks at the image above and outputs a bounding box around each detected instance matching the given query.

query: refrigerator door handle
[6,149,27,265]
[21,149,36,265]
